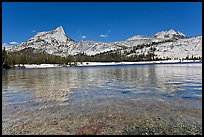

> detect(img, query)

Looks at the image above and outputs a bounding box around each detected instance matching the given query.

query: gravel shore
[2,96,202,135]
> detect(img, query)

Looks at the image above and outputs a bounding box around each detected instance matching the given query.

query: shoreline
[12,60,202,69]
[77,60,202,67]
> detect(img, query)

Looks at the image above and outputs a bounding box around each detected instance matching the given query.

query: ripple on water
[165,81,184,85]
[2,64,202,135]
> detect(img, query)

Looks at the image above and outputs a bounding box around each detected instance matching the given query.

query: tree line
[2,46,202,69]
[2,47,162,69]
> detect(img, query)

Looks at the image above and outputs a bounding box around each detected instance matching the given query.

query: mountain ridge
[4,26,202,60]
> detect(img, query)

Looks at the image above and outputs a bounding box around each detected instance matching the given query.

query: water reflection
[2,64,202,108]
[154,64,202,98]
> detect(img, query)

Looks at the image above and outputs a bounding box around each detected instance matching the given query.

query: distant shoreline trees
[2,47,202,69]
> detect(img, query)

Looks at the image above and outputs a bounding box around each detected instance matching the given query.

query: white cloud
[81,35,87,39]
[100,34,108,38]
[2,43,8,47]
[10,41,19,45]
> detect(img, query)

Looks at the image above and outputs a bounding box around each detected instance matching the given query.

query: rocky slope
[4,26,202,59]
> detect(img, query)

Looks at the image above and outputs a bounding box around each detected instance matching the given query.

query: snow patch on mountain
[154,36,202,59]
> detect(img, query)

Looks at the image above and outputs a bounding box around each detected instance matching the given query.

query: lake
[2,63,202,135]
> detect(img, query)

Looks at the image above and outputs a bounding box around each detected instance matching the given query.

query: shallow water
[2,63,202,135]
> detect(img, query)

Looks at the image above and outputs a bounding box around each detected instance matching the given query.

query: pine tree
[2,47,10,69]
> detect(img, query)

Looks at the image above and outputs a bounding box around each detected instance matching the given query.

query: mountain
[4,27,202,60]
[5,26,77,56]
[153,29,186,40]
[32,26,69,43]
[125,35,202,59]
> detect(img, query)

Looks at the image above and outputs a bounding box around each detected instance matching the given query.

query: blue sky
[2,2,202,46]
